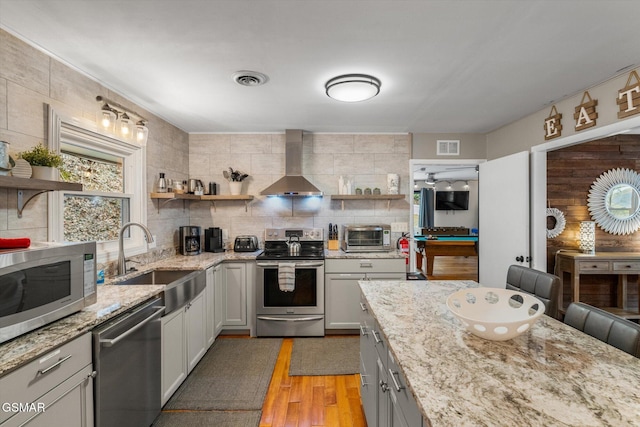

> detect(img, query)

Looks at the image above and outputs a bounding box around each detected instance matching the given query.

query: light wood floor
[259,337,366,427]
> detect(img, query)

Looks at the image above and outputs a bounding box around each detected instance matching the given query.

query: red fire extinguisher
[397,233,410,265]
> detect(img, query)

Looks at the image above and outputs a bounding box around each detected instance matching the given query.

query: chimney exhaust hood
[260,129,323,197]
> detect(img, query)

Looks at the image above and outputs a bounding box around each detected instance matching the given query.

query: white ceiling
[1,0,639,134]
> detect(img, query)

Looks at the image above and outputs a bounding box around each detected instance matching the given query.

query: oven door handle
[257,316,324,322]
[256,262,324,268]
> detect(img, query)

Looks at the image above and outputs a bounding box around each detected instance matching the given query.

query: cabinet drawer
[0,333,92,424]
[578,261,610,272]
[612,261,640,272]
[325,258,405,274]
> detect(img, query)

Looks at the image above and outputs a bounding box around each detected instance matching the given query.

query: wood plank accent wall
[546,135,640,309]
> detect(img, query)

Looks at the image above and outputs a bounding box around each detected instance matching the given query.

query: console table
[555,251,640,319]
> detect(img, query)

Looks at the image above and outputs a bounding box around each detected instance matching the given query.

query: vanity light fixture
[463,181,469,189]
[579,221,596,254]
[325,74,381,102]
[96,96,149,145]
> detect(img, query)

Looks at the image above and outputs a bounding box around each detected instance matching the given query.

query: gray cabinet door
[223,263,247,326]
[326,273,362,329]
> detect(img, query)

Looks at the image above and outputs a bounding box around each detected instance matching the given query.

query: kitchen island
[359,280,640,426]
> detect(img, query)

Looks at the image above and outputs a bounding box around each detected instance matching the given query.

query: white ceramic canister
[387,173,399,194]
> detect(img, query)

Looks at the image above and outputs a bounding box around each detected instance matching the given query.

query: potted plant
[18,143,64,181]
[222,167,249,195]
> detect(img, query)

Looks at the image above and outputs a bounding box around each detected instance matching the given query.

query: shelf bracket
[17,189,50,218]
[153,198,187,213]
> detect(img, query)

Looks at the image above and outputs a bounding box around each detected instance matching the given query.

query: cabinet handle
[360,374,368,387]
[360,302,367,312]
[372,330,382,344]
[360,325,368,336]
[38,354,72,375]
[360,262,373,268]
[379,380,388,393]
[388,369,405,392]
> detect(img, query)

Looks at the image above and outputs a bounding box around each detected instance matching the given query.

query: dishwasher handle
[100,305,164,348]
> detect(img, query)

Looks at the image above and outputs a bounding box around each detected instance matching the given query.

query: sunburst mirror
[587,168,640,235]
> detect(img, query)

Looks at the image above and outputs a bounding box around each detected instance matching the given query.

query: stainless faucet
[117,222,154,276]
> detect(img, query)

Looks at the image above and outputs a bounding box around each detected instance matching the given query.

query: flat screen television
[435,191,469,210]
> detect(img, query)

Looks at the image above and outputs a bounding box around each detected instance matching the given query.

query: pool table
[415,235,478,276]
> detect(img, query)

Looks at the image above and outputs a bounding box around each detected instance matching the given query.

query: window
[48,106,147,263]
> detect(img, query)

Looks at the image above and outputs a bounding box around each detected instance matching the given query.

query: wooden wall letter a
[544,105,563,140]
[574,91,598,131]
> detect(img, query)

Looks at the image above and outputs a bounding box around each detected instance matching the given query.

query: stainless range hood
[260,129,323,197]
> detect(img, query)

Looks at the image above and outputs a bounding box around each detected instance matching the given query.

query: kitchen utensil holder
[328,239,340,250]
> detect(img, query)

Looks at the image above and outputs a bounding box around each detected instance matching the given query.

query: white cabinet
[161,307,186,406]
[205,263,224,346]
[326,258,404,330]
[0,333,94,427]
[222,262,247,326]
[213,264,224,336]
[161,288,207,406]
[186,290,207,372]
[360,291,423,427]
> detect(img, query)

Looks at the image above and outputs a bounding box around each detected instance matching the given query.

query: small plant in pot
[222,167,249,195]
[18,143,65,181]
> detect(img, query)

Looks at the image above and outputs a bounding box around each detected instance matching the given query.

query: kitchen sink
[116,269,197,285]
[115,269,206,314]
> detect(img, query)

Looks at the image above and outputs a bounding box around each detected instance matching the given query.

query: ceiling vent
[233,71,269,86]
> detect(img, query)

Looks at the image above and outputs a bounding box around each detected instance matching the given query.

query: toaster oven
[342,225,391,252]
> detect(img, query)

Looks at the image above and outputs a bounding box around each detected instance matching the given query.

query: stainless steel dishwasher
[93,297,164,427]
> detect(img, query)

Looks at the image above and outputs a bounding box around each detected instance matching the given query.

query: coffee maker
[204,227,224,252]
[179,226,201,256]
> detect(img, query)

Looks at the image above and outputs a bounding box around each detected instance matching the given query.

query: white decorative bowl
[446,287,545,341]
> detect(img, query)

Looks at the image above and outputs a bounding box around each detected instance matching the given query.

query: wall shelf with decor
[150,192,254,213]
[0,175,83,218]
[331,194,405,210]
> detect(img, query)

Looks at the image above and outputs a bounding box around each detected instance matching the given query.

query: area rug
[165,337,282,411]
[289,336,359,376]
[153,410,261,427]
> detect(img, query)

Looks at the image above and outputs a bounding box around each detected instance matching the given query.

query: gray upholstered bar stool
[506,265,561,320]
[564,302,640,358]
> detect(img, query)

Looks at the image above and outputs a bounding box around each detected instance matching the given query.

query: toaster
[233,235,259,252]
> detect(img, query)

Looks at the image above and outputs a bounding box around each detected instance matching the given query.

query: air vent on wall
[233,70,269,86]
[437,139,460,156]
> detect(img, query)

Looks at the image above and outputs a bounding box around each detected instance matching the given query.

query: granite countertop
[0,250,262,376]
[359,280,640,426]
[325,249,405,259]
[0,284,164,376]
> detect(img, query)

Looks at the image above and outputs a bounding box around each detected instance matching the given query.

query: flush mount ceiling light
[325,74,381,102]
[233,70,269,86]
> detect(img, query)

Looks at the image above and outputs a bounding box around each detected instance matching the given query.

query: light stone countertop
[0,250,261,376]
[359,280,640,427]
[325,249,405,259]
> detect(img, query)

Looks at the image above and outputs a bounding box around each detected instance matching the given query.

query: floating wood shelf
[0,175,83,217]
[330,194,405,210]
[150,192,254,212]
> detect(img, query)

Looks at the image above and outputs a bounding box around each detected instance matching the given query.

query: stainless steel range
[256,228,325,337]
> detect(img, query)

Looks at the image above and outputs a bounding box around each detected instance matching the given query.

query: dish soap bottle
[156,172,167,193]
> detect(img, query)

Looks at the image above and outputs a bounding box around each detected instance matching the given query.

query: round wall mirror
[587,168,640,235]
[605,183,640,219]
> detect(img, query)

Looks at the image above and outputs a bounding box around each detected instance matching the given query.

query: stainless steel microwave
[0,241,97,343]
[342,224,391,252]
